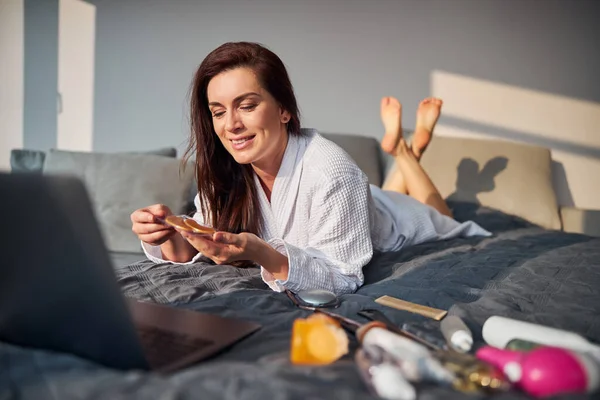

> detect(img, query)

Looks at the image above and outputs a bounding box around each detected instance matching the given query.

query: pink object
[476,345,598,398]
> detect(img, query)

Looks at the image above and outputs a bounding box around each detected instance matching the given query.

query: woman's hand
[179,231,258,265]
[179,230,290,280]
[130,204,176,246]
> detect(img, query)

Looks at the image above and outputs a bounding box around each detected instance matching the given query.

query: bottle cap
[503,361,522,382]
[451,330,473,352]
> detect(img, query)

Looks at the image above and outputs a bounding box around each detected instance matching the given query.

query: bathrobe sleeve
[141,194,206,264]
[261,171,374,295]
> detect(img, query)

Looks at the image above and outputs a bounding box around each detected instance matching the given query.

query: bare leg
[380,97,408,194]
[395,138,453,217]
[381,96,452,217]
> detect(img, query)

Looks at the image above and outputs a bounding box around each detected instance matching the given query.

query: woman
[130,42,489,295]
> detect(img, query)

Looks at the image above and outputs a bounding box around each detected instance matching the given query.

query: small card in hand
[158,215,216,236]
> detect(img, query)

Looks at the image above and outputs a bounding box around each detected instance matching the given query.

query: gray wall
[86,0,600,154]
[24,0,600,154]
[23,0,58,150]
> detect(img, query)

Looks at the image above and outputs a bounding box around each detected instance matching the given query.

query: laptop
[0,173,261,373]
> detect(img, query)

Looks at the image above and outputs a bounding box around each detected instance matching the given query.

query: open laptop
[0,173,261,373]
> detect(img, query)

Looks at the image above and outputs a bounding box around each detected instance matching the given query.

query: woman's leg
[380,97,453,217]
[394,138,453,217]
[380,97,408,194]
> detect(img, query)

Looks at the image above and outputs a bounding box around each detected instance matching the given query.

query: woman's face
[207,67,290,170]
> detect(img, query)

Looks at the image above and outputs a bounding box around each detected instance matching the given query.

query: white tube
[482,316,600,356]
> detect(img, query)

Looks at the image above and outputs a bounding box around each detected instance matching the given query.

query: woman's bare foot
[412,97,443,159]
[380,96,403,155]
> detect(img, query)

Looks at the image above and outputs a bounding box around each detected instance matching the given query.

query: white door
[57,0,96,152]
[0,0,24,171]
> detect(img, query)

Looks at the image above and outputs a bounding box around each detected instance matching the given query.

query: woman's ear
[280,108,291,124]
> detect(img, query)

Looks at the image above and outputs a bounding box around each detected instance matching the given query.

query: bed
[2,201,599,400]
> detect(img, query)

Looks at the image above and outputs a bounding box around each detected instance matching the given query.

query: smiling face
[207,67,291,172]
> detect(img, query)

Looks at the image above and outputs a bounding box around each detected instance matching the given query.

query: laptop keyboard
[136,327,214,369]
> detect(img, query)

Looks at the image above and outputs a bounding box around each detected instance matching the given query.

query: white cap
[451,330,473,353]
[503,362,522,382]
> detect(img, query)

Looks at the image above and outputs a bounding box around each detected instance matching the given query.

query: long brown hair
[184,42,301,249]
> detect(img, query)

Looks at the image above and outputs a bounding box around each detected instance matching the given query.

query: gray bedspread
[2,203,600,400]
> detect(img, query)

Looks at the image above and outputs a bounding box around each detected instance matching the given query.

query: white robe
[143,129,491,295]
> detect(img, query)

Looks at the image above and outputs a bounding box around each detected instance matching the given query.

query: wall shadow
[445,156,508,222]
[551,160,575,207]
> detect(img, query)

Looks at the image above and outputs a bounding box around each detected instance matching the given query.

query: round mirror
[295,289,339,307]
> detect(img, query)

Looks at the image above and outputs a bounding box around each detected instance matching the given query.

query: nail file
[375,295,448,320]
[163,215,194,232]
[183,218,216,235]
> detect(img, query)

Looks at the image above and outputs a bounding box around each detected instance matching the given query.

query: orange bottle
[290,314,349,365]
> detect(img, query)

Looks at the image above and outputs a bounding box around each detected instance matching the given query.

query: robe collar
[254,130,311,239]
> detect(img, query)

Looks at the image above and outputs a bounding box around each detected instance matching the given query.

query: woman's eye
[212,111,225,118]
[240,104,256,111]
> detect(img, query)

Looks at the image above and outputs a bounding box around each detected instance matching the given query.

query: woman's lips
[231,135,255,150]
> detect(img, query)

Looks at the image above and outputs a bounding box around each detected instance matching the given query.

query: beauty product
[482,316,600,357]
[476,345,600,398]
[356,322,455,385]
[162,215,194,232]
[291,289,340,308]
[375,296,447,320]
[357,309,446,350]
[290,313,349,365]
[183,218,215,235]
[355,344,416,400]
[401,321,448,351]
[505,338,542,352]
[433,349,510,394]
[440,315,473,353]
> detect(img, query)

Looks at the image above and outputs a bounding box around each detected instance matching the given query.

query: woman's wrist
[249,238,289,280]
[160,233,198,262]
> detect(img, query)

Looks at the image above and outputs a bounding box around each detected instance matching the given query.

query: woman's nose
[225,111,244,133]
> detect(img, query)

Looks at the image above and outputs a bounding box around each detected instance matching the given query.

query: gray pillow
[10,147,177,173]
[321,132,385,186]
[420,136,562,230]
[10,149,46,173]
[43,149,194,253]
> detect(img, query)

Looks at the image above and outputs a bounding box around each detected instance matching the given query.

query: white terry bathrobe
[143,129,491,295]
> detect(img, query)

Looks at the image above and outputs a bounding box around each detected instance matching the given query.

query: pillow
[560,207,600,237]
[43,149,195,253]
[10,149,46,173]
[419,136,561,230]
[10,147,177,173]
[321,132,385,186]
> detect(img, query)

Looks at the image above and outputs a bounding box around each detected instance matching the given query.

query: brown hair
[184,42,301,261]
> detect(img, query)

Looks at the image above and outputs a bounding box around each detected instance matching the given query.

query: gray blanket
[2,203,600,400]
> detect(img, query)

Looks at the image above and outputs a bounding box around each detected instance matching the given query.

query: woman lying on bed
[130,41,490,295]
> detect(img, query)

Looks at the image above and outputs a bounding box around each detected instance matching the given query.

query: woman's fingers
[144,204,172,218]
[139,230,176,246]
[180,231,244,264]
[132,222,172,235]
[131,204,176,246]
[181,231,216,252]
[130,204,172,224]
[131,209,154,223]
[213,231,242,245]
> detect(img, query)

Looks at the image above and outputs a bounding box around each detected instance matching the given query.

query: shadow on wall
[446,157,508,221]
[431,70,600,210]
